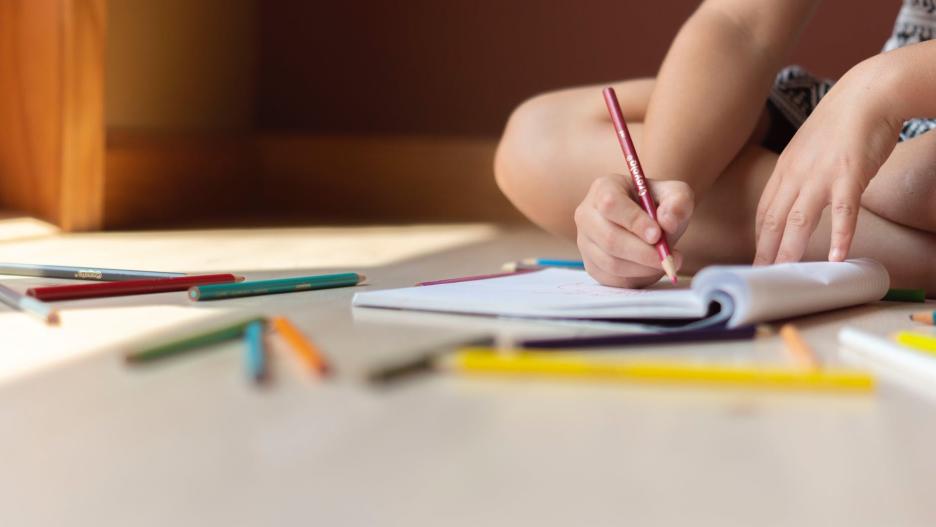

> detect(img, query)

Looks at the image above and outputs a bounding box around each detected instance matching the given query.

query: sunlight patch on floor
[0,215,60,243]
[0,223,500,273]
[0,305,239,384]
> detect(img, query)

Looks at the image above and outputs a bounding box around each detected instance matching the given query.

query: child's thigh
[679,145,778,270]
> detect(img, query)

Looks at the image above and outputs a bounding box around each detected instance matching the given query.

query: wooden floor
[1,220,936,526]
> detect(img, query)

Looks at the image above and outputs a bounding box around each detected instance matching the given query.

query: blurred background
[1,0,898,230]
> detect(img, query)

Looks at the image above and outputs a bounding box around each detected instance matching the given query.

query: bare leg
[862,130,936,233]
[496,82,936,292]
[683,145,936,292]
[495,79,655,239]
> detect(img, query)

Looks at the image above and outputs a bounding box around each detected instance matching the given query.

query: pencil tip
[661,256,678,284]
[357,273,367,285]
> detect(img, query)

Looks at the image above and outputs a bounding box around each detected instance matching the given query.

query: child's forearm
[641,0,818,199]
[869,40,936,128]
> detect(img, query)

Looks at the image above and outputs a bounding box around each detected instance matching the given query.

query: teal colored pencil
[244,320,267,382]
[188,272,366,301]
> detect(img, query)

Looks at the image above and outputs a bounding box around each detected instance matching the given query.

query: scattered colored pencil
[271,316,330,376]
[0,263,185,281]
[448,348,873,391]
[779,324,820,369]
[502,259,585,272]
[416,269,537,286]
[882,288,927,303]
[603,87,678,284]
[910,311,936,325]
[244,320,268,382]
[839,326,936,385]
[188,272,366,301]
[0,284,59,325]
[124,317,265,363]
[27,273,241,301]
[894,331,936,355]
[519,325,756,349]
[522,258,585,269]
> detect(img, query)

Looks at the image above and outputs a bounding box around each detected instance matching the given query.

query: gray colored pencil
[0,284,60,325]
[0,263,185,281]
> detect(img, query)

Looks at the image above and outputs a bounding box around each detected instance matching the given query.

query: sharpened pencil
[27,273,241,301]
[125,317,265,363]
[447,349,873,392]
[244,320,268,383]
[895,331,936,355]
[910,311,936,326]
[271,316,330,376]
[0,263,185,281]
[779,324,820,369]
[0,284,59,325]
[189,272,365,301]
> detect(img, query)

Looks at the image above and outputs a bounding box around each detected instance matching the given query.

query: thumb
[649,180,695,235]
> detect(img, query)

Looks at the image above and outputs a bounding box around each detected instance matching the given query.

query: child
[494,0,936,292]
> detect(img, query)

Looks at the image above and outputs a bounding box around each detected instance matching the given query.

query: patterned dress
[768,0,936,146]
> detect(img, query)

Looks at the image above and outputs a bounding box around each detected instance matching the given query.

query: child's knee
[495,92,564,200]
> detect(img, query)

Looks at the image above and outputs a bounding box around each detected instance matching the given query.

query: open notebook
[353,259,890,328]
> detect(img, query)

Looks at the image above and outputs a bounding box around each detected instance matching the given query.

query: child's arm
[754,39,936,265]
[641,0,820,198]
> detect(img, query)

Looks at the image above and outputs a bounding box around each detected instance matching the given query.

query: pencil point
[357,273,367,285]
[661,256,678,284]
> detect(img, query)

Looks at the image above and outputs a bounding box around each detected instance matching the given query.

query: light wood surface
[0,0,105,230]
[0,224,934,526]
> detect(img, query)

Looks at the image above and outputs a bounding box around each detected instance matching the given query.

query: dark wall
[258,1,897,136]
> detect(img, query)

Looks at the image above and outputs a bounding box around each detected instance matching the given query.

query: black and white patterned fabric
[769,0,936,142]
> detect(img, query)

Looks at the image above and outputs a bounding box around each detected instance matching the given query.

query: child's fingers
[755,169,783,239]
[578,235,667,288]
[577,207,670,270]
[580,243,661,289]
[774,188,826,263]
[754,187,798,265]
[650,180,694,234]
[828,179,861,262]
[589,176,661,244]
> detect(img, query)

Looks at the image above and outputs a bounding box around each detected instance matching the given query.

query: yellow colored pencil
[271,316,330,375]
[448,348,874,392]
[779,324,820,369]
[894,331,936,355]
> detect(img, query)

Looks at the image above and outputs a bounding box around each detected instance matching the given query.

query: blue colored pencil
[0,263,185,281]
[523,258,585,269]
[244,320,267,382]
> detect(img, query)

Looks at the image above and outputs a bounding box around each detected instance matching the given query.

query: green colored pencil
[882,288,927,303]
[125,317,266,363]
[188,272,366,301]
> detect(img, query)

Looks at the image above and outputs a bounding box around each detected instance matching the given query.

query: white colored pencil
[0,284,60,325]
[839,326,936,384]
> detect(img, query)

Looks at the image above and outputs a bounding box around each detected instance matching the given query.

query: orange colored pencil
[779,324,820,369]
[271,316,330,376]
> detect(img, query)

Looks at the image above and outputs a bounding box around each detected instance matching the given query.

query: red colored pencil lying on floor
[602,86,678,284]
[26,273,242,301]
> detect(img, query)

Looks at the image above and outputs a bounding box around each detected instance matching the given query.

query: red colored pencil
[602,86,678,284]
[416,269,537,286]
[27,273,242,301]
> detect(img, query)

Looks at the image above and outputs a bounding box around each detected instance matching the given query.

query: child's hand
[575,174,693,288]
[754,61,901,264]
